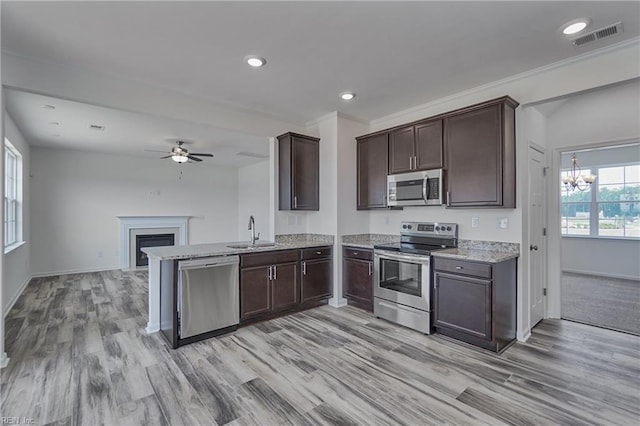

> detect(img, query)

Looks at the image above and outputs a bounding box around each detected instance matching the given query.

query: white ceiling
[2,1,639,158]
[4,89,270,166]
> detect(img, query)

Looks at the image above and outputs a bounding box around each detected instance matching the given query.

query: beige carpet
[562,272,640,335]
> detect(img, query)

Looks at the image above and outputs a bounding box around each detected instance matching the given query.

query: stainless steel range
[373,221,458,334]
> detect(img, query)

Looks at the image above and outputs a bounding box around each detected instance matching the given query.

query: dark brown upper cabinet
[444,97,518,208]
[356,133,389,210]
[388,119,443,175]
[278,132,320,211]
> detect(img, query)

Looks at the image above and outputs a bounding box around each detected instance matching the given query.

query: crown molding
[371,36,640,130]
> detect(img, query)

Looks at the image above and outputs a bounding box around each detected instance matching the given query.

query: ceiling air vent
[572,21,623,47]
[89,124,105,131]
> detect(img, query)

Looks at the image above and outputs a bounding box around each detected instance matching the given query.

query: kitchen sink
[227,243,278,249]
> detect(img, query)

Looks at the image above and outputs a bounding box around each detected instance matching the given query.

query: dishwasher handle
[179,255,240,270]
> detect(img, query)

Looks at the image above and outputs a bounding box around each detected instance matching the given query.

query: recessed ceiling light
[340,91,356,101]
[42,104,56,110]
[49,121,60,126]
[245,55,266,68]
[562,19,591,35]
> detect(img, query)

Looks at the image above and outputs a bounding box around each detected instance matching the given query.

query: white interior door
[529,145,547,327]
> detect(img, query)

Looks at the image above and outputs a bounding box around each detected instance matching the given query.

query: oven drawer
[343,247,373,261]
[432,257,492,279]
[373,298,430,334]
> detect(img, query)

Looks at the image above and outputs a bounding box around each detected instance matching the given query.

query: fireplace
[135,234,175,267]
[118,216,189,270]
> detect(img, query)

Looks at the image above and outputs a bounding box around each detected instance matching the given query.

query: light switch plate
[471,217,480,228]
[287,215,296,225]
[498,217,509,229]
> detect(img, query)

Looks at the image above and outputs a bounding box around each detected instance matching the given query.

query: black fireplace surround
[135,234,175,267]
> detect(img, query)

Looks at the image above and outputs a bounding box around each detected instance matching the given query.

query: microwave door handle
[423,178,429,202]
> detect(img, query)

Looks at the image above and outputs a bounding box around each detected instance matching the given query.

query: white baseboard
[146,322,160,334]
[562,268,640,282]
[0,352,9,369]
[3,274,33,316]
[31,265,119,278]
[517,329,531,342]
[328,297,348,308]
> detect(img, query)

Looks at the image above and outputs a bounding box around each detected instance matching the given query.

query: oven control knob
[402,224,407,229]
[447,226,452,231]
[435,226,440,231]
[407,225,412,229]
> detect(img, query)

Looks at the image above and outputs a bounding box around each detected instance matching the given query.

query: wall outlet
[296,215,303,225]
[384,216,390,225]
[498,217,509,229]
[97,251,103,258]
[287,215,296,226]
[471,217,480,228]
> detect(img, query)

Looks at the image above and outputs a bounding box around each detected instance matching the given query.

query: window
[561,148,640,239]
[4,138,22,249]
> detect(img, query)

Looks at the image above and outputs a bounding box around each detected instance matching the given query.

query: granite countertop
[341,234,400,249]
[143,236,334,261]
[431,248,519,263]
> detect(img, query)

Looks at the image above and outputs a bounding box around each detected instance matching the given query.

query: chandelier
[561,153,596,191]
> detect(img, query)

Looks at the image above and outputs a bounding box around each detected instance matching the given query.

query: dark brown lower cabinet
[342,247,373,311]
[271,262,298,312]
[240,266,272,320]
[432,256,517,353]
[240,246,332,324]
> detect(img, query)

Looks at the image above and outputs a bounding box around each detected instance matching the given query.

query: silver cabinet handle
[273,265,277,280]
[294,196,298,209]
[409,156,412,170]
[268,266,273,280]
[530,245,538,251]
[316,251,322,255]
[446,191,451,206]
[368,262,372,276]
[414,155,418,169]
[455,266,463,270]
[302,261,306,275]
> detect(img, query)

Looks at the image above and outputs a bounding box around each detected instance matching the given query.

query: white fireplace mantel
[118,216,189,270]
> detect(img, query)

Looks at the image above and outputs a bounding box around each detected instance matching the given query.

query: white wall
[237,160,271,242]
[30,147,239,276]
[547,80,640,282]
[3,112,31,312]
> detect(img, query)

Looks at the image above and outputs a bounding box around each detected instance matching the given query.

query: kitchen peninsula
[143,234,334,348]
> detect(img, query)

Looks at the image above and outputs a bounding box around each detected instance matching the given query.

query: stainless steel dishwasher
[177,255,239,340]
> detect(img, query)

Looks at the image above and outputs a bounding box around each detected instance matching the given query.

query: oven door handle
[375,251,430,265]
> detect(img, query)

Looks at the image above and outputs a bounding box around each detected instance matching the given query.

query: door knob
[530,245,538,251]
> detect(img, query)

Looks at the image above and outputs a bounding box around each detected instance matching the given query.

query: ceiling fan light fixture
[171,154,188,163]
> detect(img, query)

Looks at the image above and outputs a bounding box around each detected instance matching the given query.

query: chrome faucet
[248,215,260,245]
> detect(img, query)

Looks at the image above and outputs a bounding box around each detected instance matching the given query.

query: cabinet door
[445,104,503,206]
[301,259,333,304]
[240,266,271,321]
[271,262,299,312]
[342,258,373,311]
[292,136,319,210]
[433,271,491,340]
[414,120,443,171]
[389,126,415,174]
[357,134,389,209]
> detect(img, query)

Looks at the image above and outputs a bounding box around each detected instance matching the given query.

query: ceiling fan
[147,141,214,163]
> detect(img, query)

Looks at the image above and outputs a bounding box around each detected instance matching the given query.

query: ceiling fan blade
[160,155,172,159]
[187,155,203,162]
[190,153,214,157]
[145,149,170,153]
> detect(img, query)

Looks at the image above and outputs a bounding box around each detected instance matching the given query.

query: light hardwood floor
[2,270,639,425]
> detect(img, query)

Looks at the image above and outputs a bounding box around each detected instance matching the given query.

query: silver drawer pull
[353,251,359,255]
[455,266,463,270]
[316,251,322,255]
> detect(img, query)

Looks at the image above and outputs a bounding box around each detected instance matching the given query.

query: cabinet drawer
[241,250,299,268]
[301,246,332,260]
[342,247,373,261]
[433,257,492,279]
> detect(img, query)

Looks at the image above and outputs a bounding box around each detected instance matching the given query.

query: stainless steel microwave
[387,169,443,206]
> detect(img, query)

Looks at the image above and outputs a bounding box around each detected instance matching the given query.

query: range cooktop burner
[373,242,449,256]
[373,221,459,256]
